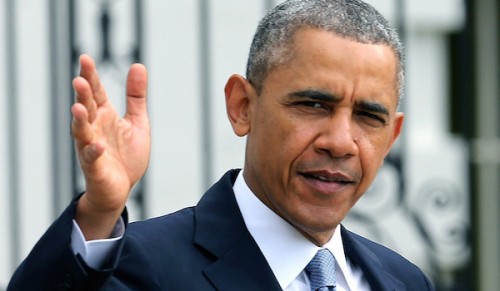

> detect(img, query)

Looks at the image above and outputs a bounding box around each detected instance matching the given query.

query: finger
[71,103,93,147]
[79,54,108,106]
[73,76,98,122]
[125,63,148,122]
[71,103,106,168]
[80,143,105,165]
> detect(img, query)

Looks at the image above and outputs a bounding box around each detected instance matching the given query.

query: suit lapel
[193,170,282,291]
[341,226,405,291]
[202,233,282,290]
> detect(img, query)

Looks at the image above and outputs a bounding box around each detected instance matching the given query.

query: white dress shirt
[233,172,370,291]
[72,171,370,290]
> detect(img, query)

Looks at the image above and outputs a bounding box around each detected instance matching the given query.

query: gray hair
[246,0,405,100]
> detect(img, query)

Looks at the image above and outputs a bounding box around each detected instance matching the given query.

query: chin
[297,210,342,233]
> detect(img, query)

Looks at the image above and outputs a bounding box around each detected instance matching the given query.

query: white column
[474,0,500,289]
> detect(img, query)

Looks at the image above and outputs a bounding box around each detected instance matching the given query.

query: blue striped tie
[305,249,337,291]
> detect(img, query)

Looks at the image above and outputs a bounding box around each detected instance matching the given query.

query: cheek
[282,122,321,163]
[250,115,294,171]
[358,135,389,180]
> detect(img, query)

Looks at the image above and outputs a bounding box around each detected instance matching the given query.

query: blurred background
[0,0,498,290]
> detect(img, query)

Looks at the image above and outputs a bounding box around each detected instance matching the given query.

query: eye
[297,101,330,111]
[305,101,323,108]
[356,111,387,126]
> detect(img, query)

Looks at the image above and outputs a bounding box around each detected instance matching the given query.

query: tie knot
[305,249,336,291]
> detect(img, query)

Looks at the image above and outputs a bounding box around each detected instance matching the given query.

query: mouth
[299,170,355,193]
[301,171,353,183]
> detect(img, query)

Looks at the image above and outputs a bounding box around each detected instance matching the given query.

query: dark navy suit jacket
[8,170,434,290]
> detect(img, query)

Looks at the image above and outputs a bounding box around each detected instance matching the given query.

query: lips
[299,170,355,194]
[315,174,350,183]
[302,170,352,182]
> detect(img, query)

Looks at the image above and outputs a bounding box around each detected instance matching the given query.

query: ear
[384,112,404,156]
[225,74,255,137]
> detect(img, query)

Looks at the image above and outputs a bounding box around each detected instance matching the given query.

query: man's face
[232,28,403,245]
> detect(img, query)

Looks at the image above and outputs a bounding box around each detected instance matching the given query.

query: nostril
[314,134,358,158]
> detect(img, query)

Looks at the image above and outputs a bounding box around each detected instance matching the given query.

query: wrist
[75,193,124,240]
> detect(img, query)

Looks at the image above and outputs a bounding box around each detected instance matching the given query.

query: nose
[314,114,358,158]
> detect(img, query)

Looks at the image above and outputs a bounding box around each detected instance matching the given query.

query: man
[8,0,434,290]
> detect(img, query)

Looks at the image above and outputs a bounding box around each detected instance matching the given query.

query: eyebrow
[356,100,390,116]
[289,89,341,102]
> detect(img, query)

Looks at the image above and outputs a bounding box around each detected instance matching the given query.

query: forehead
[263,28,399,110]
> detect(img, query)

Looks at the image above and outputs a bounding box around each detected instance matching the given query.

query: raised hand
[72,55,150,240]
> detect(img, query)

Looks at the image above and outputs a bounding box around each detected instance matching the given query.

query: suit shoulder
[344,228,434,289]
[348,230,418,268]
[127,206,196,244]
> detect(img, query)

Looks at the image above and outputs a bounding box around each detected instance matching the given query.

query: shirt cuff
[71,218,124,269]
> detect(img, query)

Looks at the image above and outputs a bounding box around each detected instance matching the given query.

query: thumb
[125,63,148,119]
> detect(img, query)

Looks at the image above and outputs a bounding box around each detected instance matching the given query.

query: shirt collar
[233,171,350,290]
